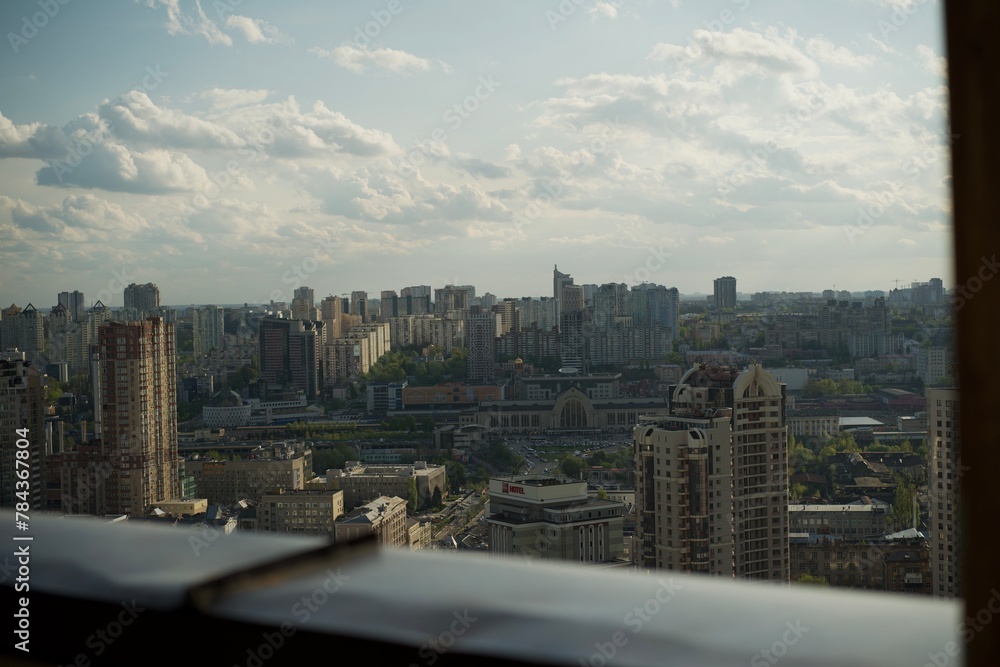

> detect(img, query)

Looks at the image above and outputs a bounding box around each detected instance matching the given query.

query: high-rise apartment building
[635,362,788,581]
[713,276,737,310]
[553,265,573,321]
[634,409,734,574]
[927,386,960,598]
[350,291,369,322]
[123,283,161,314]
[400,286,432,315]
[192,305,224,355]
[434,285,473,315]
[558,285,585,370]
[466,306,497,383]
[0,356,47,510]
[0,304,44,360]
[97,318,178,515]
[258,318,323,399]
[58,290,86,321]
[380,290,399,319]
[291,286,315,321]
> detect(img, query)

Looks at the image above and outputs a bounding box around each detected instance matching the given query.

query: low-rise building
[185,447,313,505]
[335,495,408,547]
[325,461,446,510]
[407,517,432,550]
[788,502,896,538]
[487,475,626,565]
[257,489,345,537]
[790,529,931,594]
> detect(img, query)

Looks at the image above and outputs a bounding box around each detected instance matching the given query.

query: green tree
[407,477,418,513]
[795,574,830,586]
[44,380,66,404]
[597,486,609,500]
[891,478,916,528]
[444,460,467,494]
[431,486,443,510]
[559,455,584,479]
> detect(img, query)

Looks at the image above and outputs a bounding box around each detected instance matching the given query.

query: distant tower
[350,291,369,322]
[553,265,574,322]
[192,305,224,355]
[927,386,960,598]
[466,306,498,383]
[291,286,315,320]
[0,356,47,510]
[713,276,737,310]
[123,283,161,314]
[58,290,86,321]
[97,318,178,514]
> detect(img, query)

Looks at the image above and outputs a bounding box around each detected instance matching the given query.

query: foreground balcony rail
[2,510,961,667]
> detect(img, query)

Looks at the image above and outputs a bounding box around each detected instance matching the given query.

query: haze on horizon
[0,0,951,307]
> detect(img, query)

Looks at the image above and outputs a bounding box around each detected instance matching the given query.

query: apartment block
[0,357,47,510]
[335,495,408,547]
[926,386,960,598]
[325,461,446,511]
[257,488,345,537]
[185,449,312,505]
[97,318,178,515]
[634,410,734,574]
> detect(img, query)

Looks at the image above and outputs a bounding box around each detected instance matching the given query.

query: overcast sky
[0,0,951,307]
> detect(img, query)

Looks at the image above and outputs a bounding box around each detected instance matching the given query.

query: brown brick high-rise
[97,318,178,515]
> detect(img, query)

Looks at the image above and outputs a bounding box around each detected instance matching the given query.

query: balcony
[3,510,960,667]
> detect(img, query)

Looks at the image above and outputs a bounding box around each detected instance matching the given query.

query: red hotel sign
[501,482,525,495]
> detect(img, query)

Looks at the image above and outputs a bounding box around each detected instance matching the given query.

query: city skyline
[0,1,950,305]
[0,271,946,312]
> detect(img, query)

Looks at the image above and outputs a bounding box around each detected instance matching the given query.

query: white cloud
[224,15,292,45]
[99,91,246,148]
[697,235,736,245]
[145,0,233,46]
[2,194,149,242]
[311,44,442,74]
[197,88,273,112]
[806,37,875,69]
[589,2,620,20]
[916,44,946,79]
[36,142,211,193]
